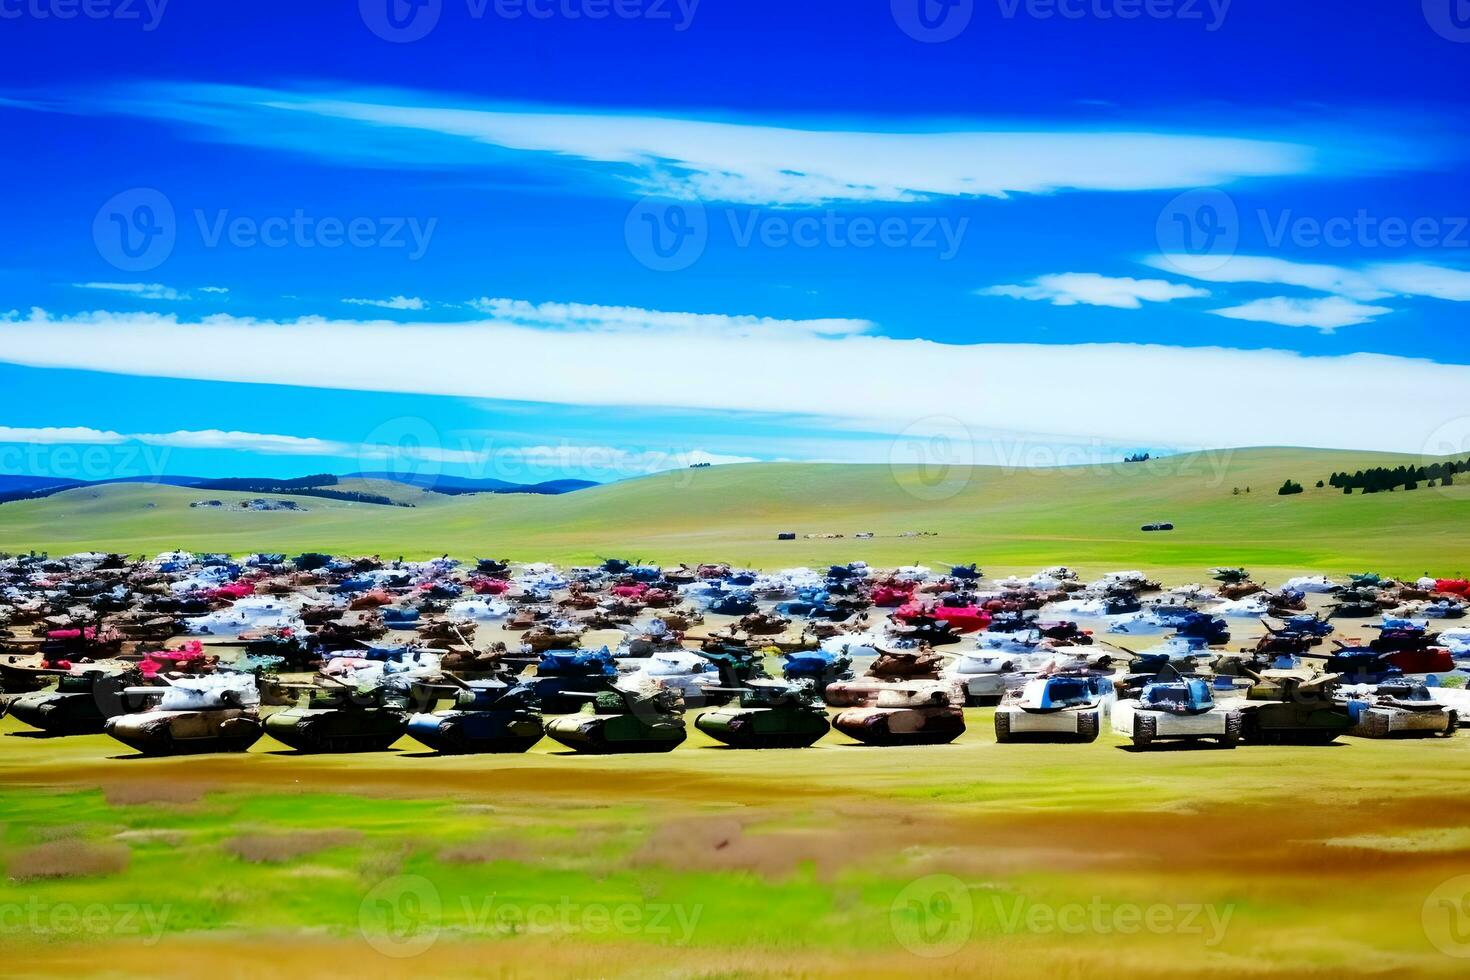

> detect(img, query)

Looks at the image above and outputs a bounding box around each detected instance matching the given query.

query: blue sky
[2,2,1469,483]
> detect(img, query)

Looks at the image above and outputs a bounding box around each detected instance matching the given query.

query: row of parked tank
[1,553,1465,755]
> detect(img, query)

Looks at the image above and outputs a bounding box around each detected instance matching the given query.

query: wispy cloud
[3,305,1469,454]
[467,297,873,337]
[1210,296,1394,332]
[343,295,426,311]
[979,273,1208,309]
[1146,255,1470,303]
[72,282,186,301]
[61,82,1327,206]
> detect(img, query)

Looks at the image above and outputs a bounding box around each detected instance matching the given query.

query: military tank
[830,682,965,746]
[4,667,149,735]
[263,676,411,752]
[994,673,1116,743]
[1235,667,1356,745]
[543,685,687,753]
[695,680,831,749]
[1112,672,1242,749]
[104,674,265,755]
[405,675,544,754]
[1340,680,1458,738]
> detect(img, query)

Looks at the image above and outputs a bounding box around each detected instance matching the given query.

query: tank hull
[264,707,408,753]
[7,692,110,735]
[104,709,264,755]
[695,707,830,748]
[831,706,965,745]
[543,714,686,754]
[405,710,544,754]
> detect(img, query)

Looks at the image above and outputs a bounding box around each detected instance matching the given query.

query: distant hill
[346,472,598,495]
[0,448,1465,580]
[0,472,597,506]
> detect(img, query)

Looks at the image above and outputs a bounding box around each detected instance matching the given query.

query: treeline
[1329,457,1469,494]
[193,474,338,492]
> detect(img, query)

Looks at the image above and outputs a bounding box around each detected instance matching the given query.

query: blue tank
[406,680,543,754]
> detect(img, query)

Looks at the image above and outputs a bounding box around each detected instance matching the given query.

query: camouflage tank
[4,668,149,735]
[1236,667,1356,744]
[695,680,831,749]
[104,674,264,755]
[543,686,687,753]
[263,677,410,752]
[405,677,544,754]
[830,682,966,746]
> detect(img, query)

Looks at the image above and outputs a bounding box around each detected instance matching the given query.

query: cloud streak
[2,306,1468,455]
[65,82,1326,206]
[980,273,1208,309]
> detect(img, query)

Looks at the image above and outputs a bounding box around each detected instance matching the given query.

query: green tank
[694,681,831,749]
[1237,667,1355,745]
[543,686,686,754]
[5,669,147,735]
[263,678,410,753]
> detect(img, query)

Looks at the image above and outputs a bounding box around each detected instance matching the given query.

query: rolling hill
[0,448,1465,580]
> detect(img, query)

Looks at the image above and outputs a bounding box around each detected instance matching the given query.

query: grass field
[4,710,1470,977]
[1,448,1468,580]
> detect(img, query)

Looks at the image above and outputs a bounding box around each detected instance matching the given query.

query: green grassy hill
[0,448,1466,579]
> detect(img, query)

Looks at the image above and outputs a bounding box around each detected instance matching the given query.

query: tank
[1340,680,1458,738]
[831,683,966,746]
[405,678,544,754]
[543,686,687,753]
[104,674,265,755]
[263,679,410,752]
[5,668,149,735]
[1111,673,1242,748]
[695,681,831,749]
[1236,667,1355,744]
[994,673,1116,743]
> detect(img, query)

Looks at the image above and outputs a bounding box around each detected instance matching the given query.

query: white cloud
[130,429,350,455]
[199,286,230,295]
[72,282,186,301]
[84,83,1320,207]
[343,295,427,311]
[466,297,873,337]
[1210,296,1394,332]
[1147,255,1470,303]
[4,306,1470,455]
[0,426,128,445]
[980,273,1208,309]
